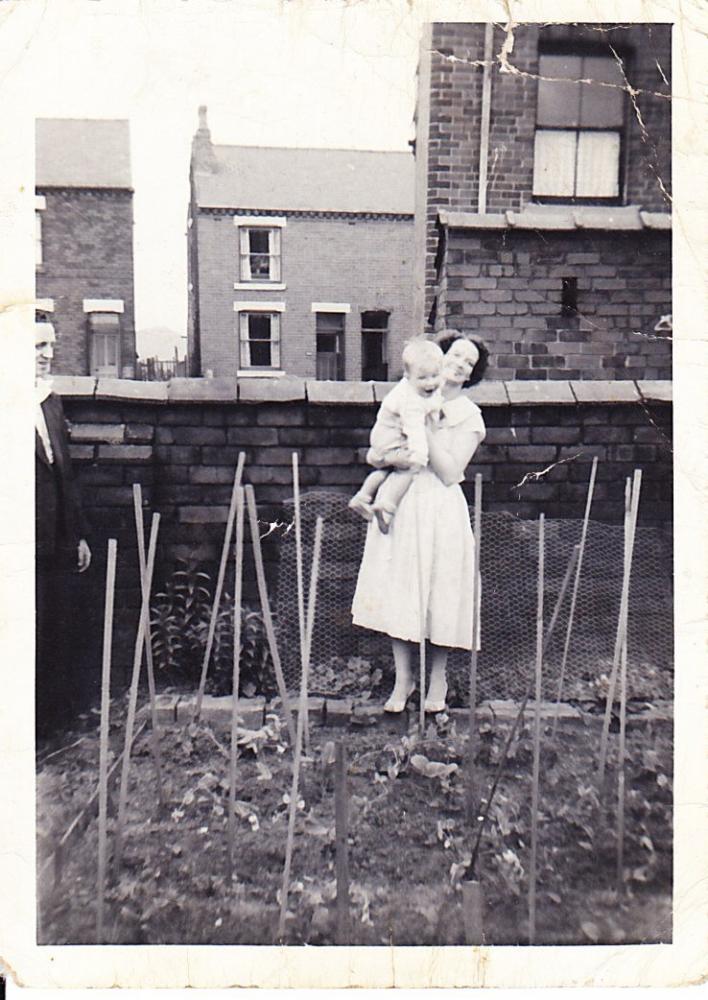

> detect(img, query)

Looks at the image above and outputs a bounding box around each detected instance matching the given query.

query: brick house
[35,118,137,378]
[187,108,415,381]
[413,23,672,380]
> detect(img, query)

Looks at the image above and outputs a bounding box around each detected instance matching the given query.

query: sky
[5,0,425,357]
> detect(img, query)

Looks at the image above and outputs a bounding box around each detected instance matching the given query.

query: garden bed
[37,695,672,947]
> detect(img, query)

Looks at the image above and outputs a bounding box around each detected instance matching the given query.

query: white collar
[35,378,53,405]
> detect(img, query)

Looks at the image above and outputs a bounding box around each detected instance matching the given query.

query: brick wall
[426,23,671,219]
[417,22,672,340]
[53,375,672,689]
[36,188,137,377]
[192,211,415,380]
[440,226,672,380]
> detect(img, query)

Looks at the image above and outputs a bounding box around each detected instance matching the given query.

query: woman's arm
[426,416,483,487]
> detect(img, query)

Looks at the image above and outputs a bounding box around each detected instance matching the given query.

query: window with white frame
[239,311,281,369]
[239,226,282,282]
[315,312,345,381]
[533,49,627,200]
[88,312,121,376]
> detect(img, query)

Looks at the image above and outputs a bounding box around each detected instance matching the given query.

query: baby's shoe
[348,493,374,521]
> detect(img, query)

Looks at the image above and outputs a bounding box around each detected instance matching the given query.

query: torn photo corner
[1,0,706,991]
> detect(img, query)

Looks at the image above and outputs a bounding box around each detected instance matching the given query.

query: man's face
[35,324,56,380]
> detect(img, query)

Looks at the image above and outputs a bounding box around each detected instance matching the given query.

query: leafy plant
[150,560,273,696]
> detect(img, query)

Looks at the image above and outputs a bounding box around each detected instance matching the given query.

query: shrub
[150,560,273,696]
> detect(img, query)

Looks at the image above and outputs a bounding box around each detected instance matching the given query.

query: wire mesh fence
[274,491,673,704]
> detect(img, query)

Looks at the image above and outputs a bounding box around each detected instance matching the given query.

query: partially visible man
[35,321,91,741]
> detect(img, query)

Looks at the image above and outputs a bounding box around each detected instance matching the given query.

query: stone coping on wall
[52,375,672,407]
[438,206,672,232]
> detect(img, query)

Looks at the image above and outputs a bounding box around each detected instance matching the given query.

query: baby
[349,338,444,534]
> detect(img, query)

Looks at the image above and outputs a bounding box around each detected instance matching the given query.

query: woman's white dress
[351,395,486,651]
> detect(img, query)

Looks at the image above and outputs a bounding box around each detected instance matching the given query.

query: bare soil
[37,702,672,947]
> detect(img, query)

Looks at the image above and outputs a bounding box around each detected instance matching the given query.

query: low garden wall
[53,375,672,689]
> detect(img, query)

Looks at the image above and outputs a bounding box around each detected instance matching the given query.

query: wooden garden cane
[335,740,351,944]
[278,517,324,942]
[466,472,483,823]
[194,451,246,723]
[415,496,428,732]
[132,484,164,804]
[528,513,545,946]
[468,537,579,881]
[244,484,296,748]
[227,487,245,877]
[616,477,632,892]
[292,452,310,753]
[598,468,642,783]
[552,455,598,735]
[114,512,160,871]
[96,538,117,943]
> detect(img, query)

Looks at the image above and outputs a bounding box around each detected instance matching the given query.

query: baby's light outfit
[369,377,443,468]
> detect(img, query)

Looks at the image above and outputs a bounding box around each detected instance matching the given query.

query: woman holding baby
[351,331,488,713]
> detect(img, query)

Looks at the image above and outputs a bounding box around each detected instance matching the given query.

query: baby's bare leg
[372,469,417,534]
[349,469,389,521]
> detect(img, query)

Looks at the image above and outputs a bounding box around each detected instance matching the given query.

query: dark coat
[35,392,87,563]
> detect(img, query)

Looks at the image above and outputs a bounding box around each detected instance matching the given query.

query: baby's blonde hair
[401,337,443,374]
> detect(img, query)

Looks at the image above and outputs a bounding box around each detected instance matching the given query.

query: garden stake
[194,451,246,722]
[598,468,642,783]
[416,497,427,731]
[468,535,578,876]
[552,455,598,734]
[114,512,160,871]
[97,538,117,943]
[132,484,164,803]
[244,484,296,749]
[466,472,483,823]
[228,487,245,876]
[278,516,324,942]
[616,477,632,892]
[461,880,484,945]
[335,740,351,944]
[292,452,309,753]
[39,720,149,899]
[529,513,545,945]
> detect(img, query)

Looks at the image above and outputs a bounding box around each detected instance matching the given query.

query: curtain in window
[239,312,280,368]
[576,131,621,197]
[532,130,576,197]
[239,227,281,282]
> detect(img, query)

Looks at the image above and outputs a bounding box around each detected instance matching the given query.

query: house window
[88,312,121,377]
[533,50,626,200]
[239,311,281,369]
[316,313,345,380]
[239,227,281,282]
[361,310,389,381]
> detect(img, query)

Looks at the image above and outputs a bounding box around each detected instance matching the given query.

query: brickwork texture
[56,379,672,689]
[440,227,671,380]
[36,189,137,377]
[191,211,415,380]
[417,22,672,378]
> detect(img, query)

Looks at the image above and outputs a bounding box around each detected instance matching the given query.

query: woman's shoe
[384,681,416,714]
[424,683,448,714]
[372,503,394,535]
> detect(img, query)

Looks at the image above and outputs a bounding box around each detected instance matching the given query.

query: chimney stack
[191,105,216,173]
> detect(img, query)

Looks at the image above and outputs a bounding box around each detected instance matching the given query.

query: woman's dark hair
[436,330,489,388]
